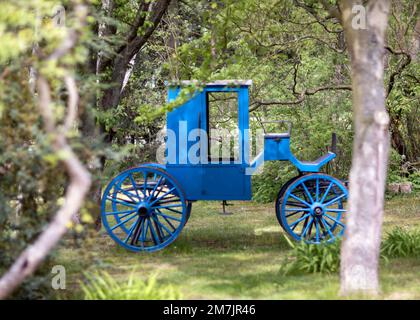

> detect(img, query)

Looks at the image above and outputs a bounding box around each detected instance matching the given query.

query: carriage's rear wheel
[185,201,192,225]
[276,173,348,244]
[101,166,188,252]
[275,176,300,230]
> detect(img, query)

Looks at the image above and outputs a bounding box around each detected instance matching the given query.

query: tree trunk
[90,0,171,229]
[339,0,391,296]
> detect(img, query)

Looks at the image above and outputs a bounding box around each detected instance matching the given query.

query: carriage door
[200,89,251,200]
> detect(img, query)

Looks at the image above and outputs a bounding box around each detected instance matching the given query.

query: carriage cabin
[165,80,253,201]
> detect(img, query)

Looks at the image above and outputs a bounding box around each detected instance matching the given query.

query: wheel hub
[310,203,324,217]
[314,207,323,216]
[137,203,151,217]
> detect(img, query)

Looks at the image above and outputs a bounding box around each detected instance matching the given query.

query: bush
[279,237,341,275]
[381,227,420,258]
[81,272,182,300]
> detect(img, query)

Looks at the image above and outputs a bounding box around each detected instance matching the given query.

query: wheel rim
[101,166,187,252]
[278,174,348,244]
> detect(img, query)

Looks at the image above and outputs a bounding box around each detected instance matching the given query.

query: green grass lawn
[56,194,420,299]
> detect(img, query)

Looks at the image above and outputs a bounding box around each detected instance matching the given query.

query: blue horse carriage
[101,80,348,252]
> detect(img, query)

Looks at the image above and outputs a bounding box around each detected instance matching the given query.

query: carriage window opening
[207,91,239,162]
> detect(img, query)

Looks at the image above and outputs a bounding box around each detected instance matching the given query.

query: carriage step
[220,200,233,215]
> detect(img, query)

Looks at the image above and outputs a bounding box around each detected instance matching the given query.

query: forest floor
[56,194,420,300]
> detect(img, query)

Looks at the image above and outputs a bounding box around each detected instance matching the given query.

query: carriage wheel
[276,173,348,244]
[185,201,192,225]
[275,176,300,230]
[101,166,188,252]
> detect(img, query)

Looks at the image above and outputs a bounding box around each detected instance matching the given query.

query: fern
[80,271,182,300]
[280,236,341,275]
[381,227,420,258]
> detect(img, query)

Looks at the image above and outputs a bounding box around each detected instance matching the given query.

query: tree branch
[250,84,352,112]
[385,46,412,97]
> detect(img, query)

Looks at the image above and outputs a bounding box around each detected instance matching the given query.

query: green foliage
[279,237,341,275]
[381,227,420,258]
[81,272,182,300]
[407,171,420,192]
[280,227,420,276]
[252,162,297,203]
[387,149,420,192]
[0,0,99,298]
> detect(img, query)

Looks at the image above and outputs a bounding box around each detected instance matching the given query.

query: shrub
[381,227,420,258]
[279,237,341,275]
[81,272,182,300]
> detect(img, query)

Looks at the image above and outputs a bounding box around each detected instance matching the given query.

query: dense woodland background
[0,0,419,299]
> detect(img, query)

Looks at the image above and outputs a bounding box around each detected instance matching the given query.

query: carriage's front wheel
[276,173,348,244]
[101,166,188,252]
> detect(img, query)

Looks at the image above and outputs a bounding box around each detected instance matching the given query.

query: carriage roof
[166,79,252,87]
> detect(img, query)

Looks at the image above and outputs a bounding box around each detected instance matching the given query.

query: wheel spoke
[321,217,335,240]
[320,182,333,203]
[139,218,146,247]
[124,217,140,243]
[152,215,165,241]
[107,196,137,208]
[315,178,319,202]
[148,176,163,201]
[155,212,182,222]
[152,204,183,210]
[324,193,346,207]
[285,208,310,212]
[301,217,314,238]
[162,207,184,215]
[114,185,140,202]
[285,200,308,208]
[157,209,177,231]
[130,217,144,245]
[315,218,320,243]
[153,178,167,199]
[154,197,180,205]
[307,217,314,238]
[301,182,314,203]
[286,210,304,218]
[148,218,160,245]
[149,187,176,206]
[326,208,346,213]
[128,174,141,199]
[105,209,136,216]
[110,213,138,231]
[143,218,150,245]
[152,215,174,237]
[289,213,310,229]
[289,193,311,207]
[143,172,148,196]
[324,213,345,228]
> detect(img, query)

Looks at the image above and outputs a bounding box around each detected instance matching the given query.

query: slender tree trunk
[339,0,391,296]
[0,4,90,298]
[90,0,171,228]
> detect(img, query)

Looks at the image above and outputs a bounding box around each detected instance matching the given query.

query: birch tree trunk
[339,0,391,295]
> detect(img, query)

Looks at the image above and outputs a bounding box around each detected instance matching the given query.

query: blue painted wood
[263,137,291,161]
[166,83,252,200]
